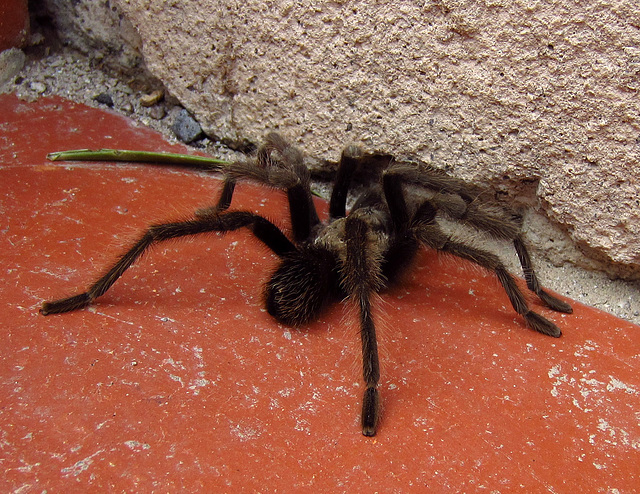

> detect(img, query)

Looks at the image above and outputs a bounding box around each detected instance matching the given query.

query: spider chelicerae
[41,132,572,436]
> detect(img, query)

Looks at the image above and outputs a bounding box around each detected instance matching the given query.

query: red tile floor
[1,93,639,491]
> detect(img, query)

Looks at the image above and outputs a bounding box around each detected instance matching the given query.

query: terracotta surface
[1,93,639,491]
[0,0,29,51]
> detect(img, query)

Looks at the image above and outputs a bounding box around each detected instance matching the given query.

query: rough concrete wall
[36,0,146,78]
[85,1,640,278]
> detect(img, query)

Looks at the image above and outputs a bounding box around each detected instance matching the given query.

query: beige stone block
[85,1,640,278]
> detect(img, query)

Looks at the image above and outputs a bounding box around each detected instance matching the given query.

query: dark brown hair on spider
[41,132,572,436]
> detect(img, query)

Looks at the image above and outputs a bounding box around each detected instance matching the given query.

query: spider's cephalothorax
[41,133,572,436]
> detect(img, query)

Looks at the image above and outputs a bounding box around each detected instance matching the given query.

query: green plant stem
[47,148,324,197]
[47,149,229,169]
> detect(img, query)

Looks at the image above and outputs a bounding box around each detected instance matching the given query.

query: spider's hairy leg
[200,134,319,242]
[384,164,571,314]
[329,144,363,219]
[377,167,425,283]
[513,237,573,313]
[260,133,320,241]
[194,145,276,219]
[41,212,295,315]
[385,162,483,200]
[382,166,412,232]
[427,195,573,312]
[259,132,306,170]
[342,215,385,436]
[416,219,562,337]
[193,156,271,219]
[195,178,237,218]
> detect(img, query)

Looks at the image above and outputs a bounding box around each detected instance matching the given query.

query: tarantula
[41,133,572,436]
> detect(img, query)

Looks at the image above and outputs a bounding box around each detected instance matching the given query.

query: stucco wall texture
[114,0,639,278]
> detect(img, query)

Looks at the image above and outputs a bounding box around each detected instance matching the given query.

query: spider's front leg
[342,214,386,436]
[195,178,237,217]
[197,133,319,243]
[41,212,295,315]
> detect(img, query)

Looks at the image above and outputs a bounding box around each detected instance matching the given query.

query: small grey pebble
[149,105,166,120]
[172,108,204,143]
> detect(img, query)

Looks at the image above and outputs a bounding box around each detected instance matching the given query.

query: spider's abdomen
[264,246,339,326]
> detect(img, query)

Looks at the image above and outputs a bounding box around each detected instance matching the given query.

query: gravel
[2,46,639,326]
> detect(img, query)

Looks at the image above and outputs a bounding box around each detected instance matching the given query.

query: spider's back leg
[381,168,563,337]
[383,164,572,314]
[417,225,563,337]
[513,237,573,313]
